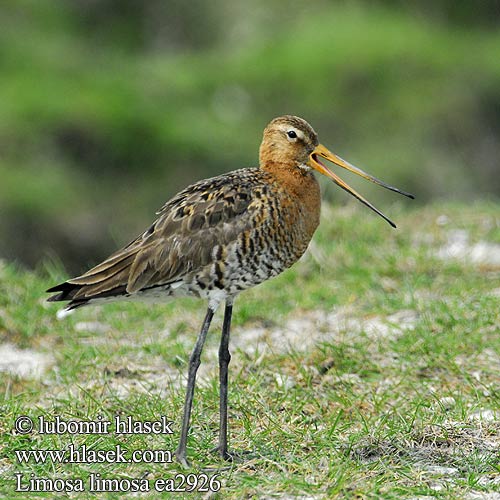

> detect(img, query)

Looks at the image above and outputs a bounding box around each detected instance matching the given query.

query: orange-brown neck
[261,161,321,239]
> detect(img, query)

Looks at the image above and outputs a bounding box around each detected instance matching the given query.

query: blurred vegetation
[1,0,499,271]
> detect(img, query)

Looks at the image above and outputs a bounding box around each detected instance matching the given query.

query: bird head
[260,115,414,228]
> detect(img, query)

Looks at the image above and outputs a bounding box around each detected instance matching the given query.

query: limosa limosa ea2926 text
[47,115,414,467]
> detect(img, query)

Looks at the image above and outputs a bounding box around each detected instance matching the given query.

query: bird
[47,115,413,467]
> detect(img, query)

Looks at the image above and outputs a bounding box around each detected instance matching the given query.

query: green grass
[1,201,499,498]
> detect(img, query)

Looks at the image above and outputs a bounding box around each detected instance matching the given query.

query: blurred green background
[1,0,499,273]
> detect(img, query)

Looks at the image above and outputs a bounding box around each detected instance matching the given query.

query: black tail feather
[46,282,81,302]
[47,281,128,309]
[65,300,90,311]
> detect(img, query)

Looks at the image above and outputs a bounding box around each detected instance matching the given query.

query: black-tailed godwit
[47,115,413,466]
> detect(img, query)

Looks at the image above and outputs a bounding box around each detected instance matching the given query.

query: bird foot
[210,445,232,461]
[210,446,254,462]
[175,449,191,469]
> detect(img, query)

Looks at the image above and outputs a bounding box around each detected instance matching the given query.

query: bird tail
[46,249,136,312]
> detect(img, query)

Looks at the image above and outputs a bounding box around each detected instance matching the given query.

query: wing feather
[47,168,268,305]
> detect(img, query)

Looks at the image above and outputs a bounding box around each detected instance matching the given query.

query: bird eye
[286,130,297,140]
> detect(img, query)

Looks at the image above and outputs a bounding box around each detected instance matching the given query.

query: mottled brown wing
[47,169,267,303]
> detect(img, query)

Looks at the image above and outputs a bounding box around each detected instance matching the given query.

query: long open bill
[308,144,414,228]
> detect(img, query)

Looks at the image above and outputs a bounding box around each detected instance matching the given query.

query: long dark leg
[175,307,214,467]
[216,300,233,460]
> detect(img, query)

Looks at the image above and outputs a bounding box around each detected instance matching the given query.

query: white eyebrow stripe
[277,124,305,140]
